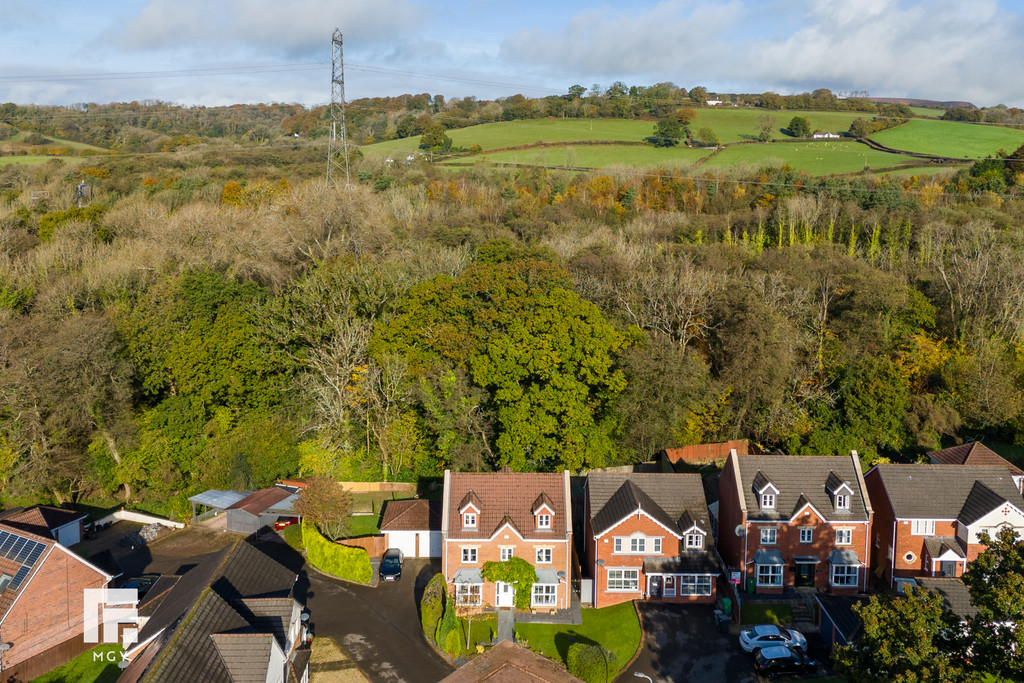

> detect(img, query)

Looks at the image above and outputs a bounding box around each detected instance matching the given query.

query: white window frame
[911,520,936,536]
[761,493,776,510]
[607,568,640,592]
[537,514,551,530]
[831,564,858,587]
[652,537,662,553]
[679,574,713,596]
[500,547,513,561]
[835,528,853,546]
[455,583,482,606]
[630,536,646,553]
[756,564,783,587]
[461,547,477,563]
[536,547,553,564]
[531,583,557,607]
[760,527,778,545]
[799,527,813,544]
[685,533,703,550]
[835,493,850,510]
[463,512,477,529]
[613,537,623,553]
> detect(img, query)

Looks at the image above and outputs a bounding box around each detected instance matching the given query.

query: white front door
[496,581,514,607]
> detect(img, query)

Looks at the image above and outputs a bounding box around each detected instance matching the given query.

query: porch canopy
[828,549,863,565]
[752,548,784,565]
[454,568,483,584]
[644,552,719,575]
[535,569,560,585]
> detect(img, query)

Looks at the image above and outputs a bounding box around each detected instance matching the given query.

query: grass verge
[29,645,122,683]
[740,602,795,625]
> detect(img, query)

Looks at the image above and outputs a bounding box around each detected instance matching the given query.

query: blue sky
[2,0,1023,107]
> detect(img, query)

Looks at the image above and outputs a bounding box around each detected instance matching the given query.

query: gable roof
[134,540,295,647]
[445,471,568,540]
[0,505,85,538]
[916,578,979,620]
[731,454,870,522]
[379,499,442,532]
[441,640,584,683]
[587,473,711,537]
[227,487,294,516]
[870,464,1023,522]
[928,442,1023,476]
[0,524,62,622]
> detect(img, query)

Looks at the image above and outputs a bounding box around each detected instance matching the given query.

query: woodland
[1,95,1024,519]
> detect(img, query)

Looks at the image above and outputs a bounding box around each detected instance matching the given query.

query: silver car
[739,624,807,653]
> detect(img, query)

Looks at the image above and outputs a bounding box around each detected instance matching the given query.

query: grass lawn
[514,602,641,678]
[909,106,943,118]
[454,615,499,655]
[456,143,710,169]
[740,602,795,625]
[346,513,381,537]
[688,109,866,143]
[30,645,122,683]
[870,119,1024,159]
[705,140,912,175]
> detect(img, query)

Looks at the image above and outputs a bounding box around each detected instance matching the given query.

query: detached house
[0,522,112,678]
[928,442,1024,493]
[441,469,572,612]
[584,473,719,608]
[717,451,872,594]
[864,464,1024,587]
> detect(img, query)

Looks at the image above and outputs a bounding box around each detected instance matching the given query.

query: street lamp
[633,672,653,683]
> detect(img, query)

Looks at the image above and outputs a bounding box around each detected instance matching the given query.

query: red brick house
[441,469,572,613]
[717,451,872,594]
[0,522,113,676]
[863,464,1024,588]
[0,505,88,547]
[584,473,719,609]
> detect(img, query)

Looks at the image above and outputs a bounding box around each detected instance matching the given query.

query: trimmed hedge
[421,573,446,643]
[436,595,459,652]
[567,643,618,683]
[302,521,372,583]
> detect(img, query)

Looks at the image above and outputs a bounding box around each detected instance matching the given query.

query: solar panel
[0,532,16,555]
[9,566,30,591]
[24,544,43,566]
[9,537,26,561]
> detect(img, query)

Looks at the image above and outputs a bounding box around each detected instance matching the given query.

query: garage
[380,500,442,558]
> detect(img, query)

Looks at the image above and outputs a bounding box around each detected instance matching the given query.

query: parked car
[273,517,299,530]
[739,624,808,653]
[753,645,816,679]
[379,548,404,582]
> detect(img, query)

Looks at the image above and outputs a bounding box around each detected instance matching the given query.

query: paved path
[496,609,514,643]
[618,603,756,683]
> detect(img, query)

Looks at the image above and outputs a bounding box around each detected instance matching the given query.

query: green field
[704,141,912,175]
[871,119,1024,158]
[6,130,109,152]
[909,106,944,118]
[0,155,59,166]
[686,108,864,142]
[453,143,710,169]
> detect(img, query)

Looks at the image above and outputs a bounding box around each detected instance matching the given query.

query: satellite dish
[734,525,745,537]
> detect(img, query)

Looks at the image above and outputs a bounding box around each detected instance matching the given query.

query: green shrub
[421,573,446,643]
[481,557,536,610]
[444,627,463,657]
[301,521,372,583]
[566,643,618,683]
[436,595,459,652]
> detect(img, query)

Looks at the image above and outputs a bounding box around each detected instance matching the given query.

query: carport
[188,490,248,522]
[225,486,300,534]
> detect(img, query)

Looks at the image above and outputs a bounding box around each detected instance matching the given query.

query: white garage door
[387,531,418,557]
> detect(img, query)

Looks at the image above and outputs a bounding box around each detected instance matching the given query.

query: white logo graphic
[84,588,139,647]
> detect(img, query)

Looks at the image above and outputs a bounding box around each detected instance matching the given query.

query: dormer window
[685,533,703,550]
[761,493,775,509]
[532,492,556,531]
[835,494,849,510]
[826,471,854,512]
[463,512,477,529]
[537,514,551,530]
[753,470,779,511]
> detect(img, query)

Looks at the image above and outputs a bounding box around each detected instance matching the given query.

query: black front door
[795,563,815,587]
[940,561,957,578]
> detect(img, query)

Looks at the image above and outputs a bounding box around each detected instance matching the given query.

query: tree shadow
[554,630,599,662]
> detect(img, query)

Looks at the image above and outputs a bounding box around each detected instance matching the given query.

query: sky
[2,0,1024,108]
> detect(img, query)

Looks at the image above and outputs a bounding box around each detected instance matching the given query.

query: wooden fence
[339,534,387,557]
[663,440,751,465]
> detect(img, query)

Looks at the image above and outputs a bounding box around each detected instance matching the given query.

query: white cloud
[107,0,424,55]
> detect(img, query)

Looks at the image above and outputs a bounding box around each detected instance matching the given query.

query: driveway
[252,540,453,683]
[618,603,756,683]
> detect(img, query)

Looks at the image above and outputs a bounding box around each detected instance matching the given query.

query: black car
[753,645,816,679]
[379,548,404,582]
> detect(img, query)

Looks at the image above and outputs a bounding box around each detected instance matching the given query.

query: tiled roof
[733,455,869,522]
[532,492,555,514]
[959,481,1010,526]
[928,442,1024,476]
[227,487,294,516]
[587,473,711,536]
[458,490,483,512]
[211,632,275,683]
[916,578,979,620]
[643,552,719,574]
[871,464,1023,521]
[0,505,85,538]
[816,594,869,642]
[923,536,966,560]
[441,640,584,682]
[446,471,568,540]
[379,499,441,532]
[128,541,298,683]
[0,523,57,622]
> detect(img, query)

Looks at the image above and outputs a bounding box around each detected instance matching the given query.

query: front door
[940,561,957,578]
[496,581,514,608]
[794,563,815,587]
